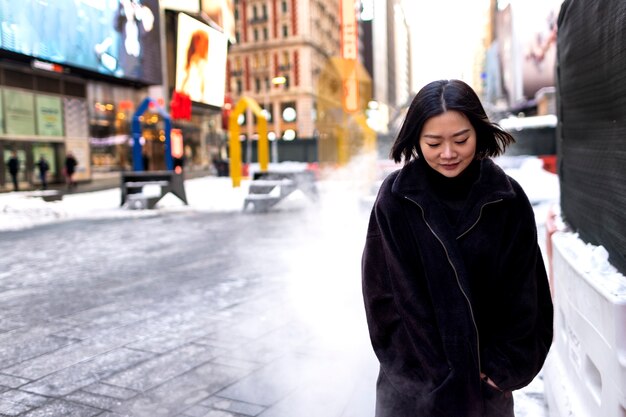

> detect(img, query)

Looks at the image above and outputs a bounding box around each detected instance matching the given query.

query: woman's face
[419,110,477,178]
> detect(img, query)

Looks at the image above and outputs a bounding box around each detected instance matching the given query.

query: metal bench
[120,171,188,209]
[243,170,318,212]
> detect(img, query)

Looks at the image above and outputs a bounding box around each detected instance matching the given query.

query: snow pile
[554,230,626,299]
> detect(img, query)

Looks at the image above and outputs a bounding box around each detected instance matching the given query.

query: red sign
[171,129,184,158]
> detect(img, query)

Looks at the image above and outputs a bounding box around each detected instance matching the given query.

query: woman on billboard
[180,30,209,103]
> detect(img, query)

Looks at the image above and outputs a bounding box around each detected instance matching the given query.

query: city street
[0,180,380,417]
[0,170,551,417]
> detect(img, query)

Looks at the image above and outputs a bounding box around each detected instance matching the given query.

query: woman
[180,30,209,102]
[362,79,553,417]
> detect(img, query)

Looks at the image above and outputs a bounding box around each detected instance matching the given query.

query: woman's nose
[441,143,455,159]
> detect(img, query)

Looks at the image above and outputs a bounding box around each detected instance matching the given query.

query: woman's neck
[423,158,480,201]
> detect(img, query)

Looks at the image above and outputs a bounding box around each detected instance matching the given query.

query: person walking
[6,151,19,191]
[64,151,78,189]
[36,155,50,190]
[361,79,553,417]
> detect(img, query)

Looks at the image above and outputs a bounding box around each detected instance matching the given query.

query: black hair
[390,79,514,164]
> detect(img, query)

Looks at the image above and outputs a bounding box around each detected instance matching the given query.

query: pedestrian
[36,155,50,190]
[142,151,150,171]
[64,151,78,189]
[6,151,19,191]
[361,79,553,417]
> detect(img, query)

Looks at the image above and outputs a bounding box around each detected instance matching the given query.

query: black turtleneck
[422,158,481,225]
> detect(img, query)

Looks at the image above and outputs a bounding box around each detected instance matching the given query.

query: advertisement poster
[0,0,162,85]
[200,0,236,44]
[36,94,64,137]
[174,13,228,108]
[3,89,36,136]
[496,0,562,105]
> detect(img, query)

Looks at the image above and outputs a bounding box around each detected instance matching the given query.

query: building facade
[226,0,342,162]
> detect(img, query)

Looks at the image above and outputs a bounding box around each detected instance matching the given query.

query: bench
[120,171,188,209]
[243,170,318,212]
[26,190,63,202]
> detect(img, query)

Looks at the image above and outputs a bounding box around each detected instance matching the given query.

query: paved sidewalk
[0,181,379,417]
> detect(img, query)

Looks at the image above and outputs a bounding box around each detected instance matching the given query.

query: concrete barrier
[544,231,626,417]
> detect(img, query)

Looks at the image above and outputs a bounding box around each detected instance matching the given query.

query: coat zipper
[456,199,503,240]
[404,196,502,379]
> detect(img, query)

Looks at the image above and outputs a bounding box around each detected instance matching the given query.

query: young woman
[362,79,553,417]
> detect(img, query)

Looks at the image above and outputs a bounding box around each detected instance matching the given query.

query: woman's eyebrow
[422,128,471,139]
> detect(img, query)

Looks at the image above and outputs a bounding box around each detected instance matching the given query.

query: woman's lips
[440,163,460,170]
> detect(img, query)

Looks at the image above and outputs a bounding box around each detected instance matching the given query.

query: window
[236,80,243,94]
[263,27,268,40]
[254,28,259,41]
[236,31,241,43]
[282,0,288,13]
[252,54,259,69]
[262,4,268,18]
[255,78,261,93]
[253,4,258,19]
[281,102,297,122]
[282,25,289,38]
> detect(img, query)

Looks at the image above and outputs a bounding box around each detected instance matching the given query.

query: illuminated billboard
[0,0,162,85]
[174,13,228,108]
[200,0,236,44]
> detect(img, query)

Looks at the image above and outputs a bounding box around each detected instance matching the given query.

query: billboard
[174,13,228,108]
[495,0,562,106]
[0,0,162,85]
[200,0,236,44]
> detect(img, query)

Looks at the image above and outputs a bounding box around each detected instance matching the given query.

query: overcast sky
[401,0,491,92]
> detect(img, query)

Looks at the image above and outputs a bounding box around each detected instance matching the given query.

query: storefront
[0,64,91,190]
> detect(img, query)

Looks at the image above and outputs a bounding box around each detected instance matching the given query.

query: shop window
[35,76,61,94]
[4,69,33,89]
[281,102,297,122]
[64,81,86,98]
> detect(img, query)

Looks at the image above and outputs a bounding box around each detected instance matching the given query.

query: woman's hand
[480,372,502,391]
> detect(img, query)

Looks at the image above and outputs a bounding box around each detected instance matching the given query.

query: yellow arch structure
[228,96,269,187]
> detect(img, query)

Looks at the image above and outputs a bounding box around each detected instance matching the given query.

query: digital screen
[201,0,236,44]
[174,13,228,108]
[0,0,162,85]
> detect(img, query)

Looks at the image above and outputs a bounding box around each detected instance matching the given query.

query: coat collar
[391,157,517,238]
[391,158,516,206]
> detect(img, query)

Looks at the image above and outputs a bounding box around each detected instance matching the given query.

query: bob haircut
[390,79,514,164]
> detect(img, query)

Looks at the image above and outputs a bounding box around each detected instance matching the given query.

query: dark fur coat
[362,158,553,417]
